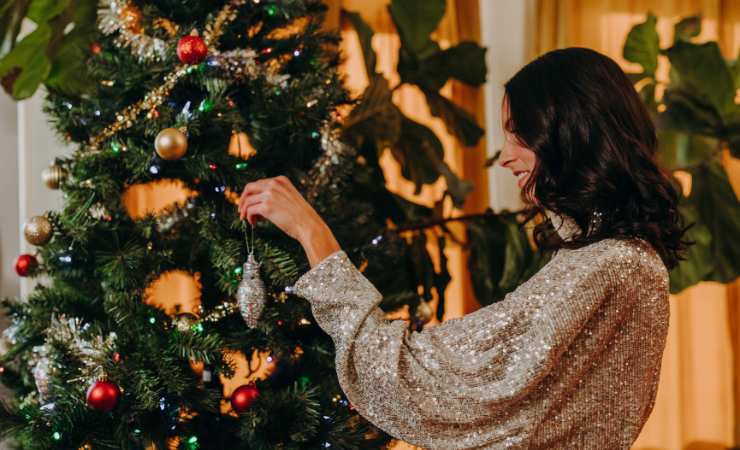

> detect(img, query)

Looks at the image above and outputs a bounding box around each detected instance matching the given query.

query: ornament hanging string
[243,221,255,256]
[239,128,255,257]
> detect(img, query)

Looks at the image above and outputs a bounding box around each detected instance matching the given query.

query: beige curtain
[537,1,740,449]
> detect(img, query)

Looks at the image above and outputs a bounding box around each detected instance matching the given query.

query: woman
[237,47,692,449]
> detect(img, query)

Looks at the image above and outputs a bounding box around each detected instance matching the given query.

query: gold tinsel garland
[98,0,176,62]
[85,0,252,154]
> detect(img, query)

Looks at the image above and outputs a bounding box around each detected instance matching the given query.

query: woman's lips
[515,171,530,187]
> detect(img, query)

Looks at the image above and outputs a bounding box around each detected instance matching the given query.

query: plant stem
[393,211,497,233]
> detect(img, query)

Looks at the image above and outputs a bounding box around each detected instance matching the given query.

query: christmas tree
[0,0,494,449]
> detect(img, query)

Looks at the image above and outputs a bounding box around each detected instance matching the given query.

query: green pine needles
[0,1,398,448]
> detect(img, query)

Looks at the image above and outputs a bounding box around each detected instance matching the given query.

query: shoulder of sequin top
[598,236,670,289]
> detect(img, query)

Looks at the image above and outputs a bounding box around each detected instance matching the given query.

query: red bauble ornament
[90,42,102,55]
[177,34,208,64]
[86,380,121,412]
[15,254,37,277]
[231,383,259,413]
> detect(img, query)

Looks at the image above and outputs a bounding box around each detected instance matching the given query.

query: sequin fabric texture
[293,212,670,449]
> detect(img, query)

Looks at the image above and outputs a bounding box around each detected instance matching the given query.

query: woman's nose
[496,147,513,168]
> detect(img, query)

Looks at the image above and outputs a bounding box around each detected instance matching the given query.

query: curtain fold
[537,2,740,449]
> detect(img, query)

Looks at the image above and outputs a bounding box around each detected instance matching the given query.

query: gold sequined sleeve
[292,242,648,448]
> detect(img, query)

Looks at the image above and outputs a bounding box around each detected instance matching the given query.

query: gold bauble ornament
[41,163,68,190]
[119,3,143,34]
[173,312,199,332]
[155,128,188,160]
[24,215,52,246]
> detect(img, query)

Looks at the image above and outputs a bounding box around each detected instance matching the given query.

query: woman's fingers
[246,201,268,225]
[239,182,264,218]
[238,176,295,224]
[235,175,326,243]
[240,188,280,221]
[239,179,285,215]
[239,179,270,208]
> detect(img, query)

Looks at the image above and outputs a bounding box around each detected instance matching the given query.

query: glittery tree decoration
[236,226,266,328]
[30,315,117,402]
[97,0,173,62]
[86,0,288,153]
[236,253,266,328]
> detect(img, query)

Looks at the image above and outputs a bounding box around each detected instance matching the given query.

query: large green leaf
[623,12,659,75]
[673,15,701,43]
[390,115,472,207]
[391,116,444,191]
[658,87,723,135]
[467,214,506,304]
[424,90,483,147]
[429,41,487,86]
[466,212,551,305]
[0,24,52,99]
[669,197,713,293]
[343,9,376,78]
[0,0,32,50]
[0,0,96,99]
[397,40,444,90]
[399,116,474,207]
[388,0,446,55]
[397,41,486,92]
[669,161,740,293]
[683,161,740,284]
[341,75,402,151]
[27,0,69,23]
[663,40,736,119]
[656,130,718,171]
[45,0,97,96]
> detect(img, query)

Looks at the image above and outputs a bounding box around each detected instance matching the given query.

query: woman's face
[497,98,537,191]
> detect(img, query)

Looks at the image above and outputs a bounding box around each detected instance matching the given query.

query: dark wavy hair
[503,47,693,270]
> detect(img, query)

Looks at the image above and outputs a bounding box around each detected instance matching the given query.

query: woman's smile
[514,170,530,187]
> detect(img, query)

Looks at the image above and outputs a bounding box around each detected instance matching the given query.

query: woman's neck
[545,209,580,241]
[545,209,603,241]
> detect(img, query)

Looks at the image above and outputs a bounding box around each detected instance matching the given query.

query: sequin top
[293,211,670,449]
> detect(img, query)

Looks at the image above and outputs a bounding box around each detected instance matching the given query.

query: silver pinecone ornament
[237,251,266,328]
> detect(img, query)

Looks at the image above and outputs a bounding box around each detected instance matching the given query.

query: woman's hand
[237,175,341,267]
